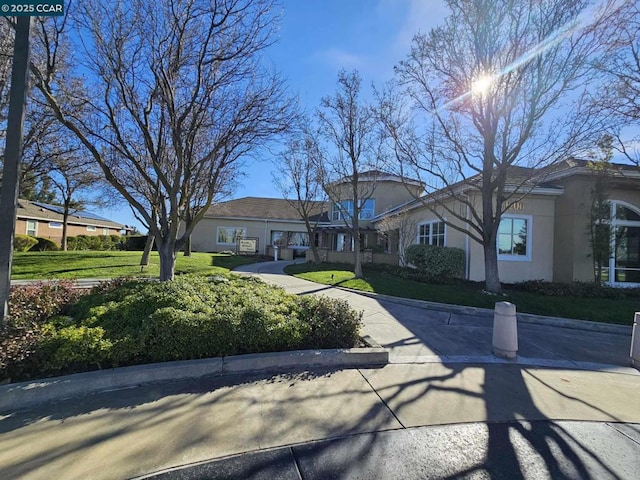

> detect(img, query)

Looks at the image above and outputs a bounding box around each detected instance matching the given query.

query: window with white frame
[86,225,96,232]
[26,220,37,236]
[498,216,531,260]
[103,228,109,236]
[418,221,445,246]
[217,227,246,245]
[49,222,62,229]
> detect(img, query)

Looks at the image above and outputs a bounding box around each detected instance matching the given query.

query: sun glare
[471,75,493,95]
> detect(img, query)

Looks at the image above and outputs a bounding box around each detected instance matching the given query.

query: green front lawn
[11,251,258,279]
[285,263,640,325]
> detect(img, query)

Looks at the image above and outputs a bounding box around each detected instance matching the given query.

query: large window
[271,231,309,247]
[607,201,640,284]
[332,199,375,221]
[217,227,246,245]
[498,216,530,260]
[418,221,445,246]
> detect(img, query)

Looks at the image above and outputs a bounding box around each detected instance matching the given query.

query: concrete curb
[0,347,388,412]
[337,287,633,336]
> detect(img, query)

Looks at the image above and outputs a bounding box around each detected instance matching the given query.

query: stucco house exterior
[315,171,424,256]
[376,159,640,286]
[190,160,640,286]
[16,199,126,243]
[190,197,329,258]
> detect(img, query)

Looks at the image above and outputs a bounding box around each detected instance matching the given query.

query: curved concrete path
[234,261,636,370]
[0,261,638,479]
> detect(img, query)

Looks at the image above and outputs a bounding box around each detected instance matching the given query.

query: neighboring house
[15,199,127,243]
[190,197,329,258]
[190,160,640,286]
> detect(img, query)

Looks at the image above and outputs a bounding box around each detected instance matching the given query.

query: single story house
[190,160,640,286]
[190,197,329,259]
[16,199,127,243]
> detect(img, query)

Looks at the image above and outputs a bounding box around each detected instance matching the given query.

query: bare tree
[379,0,622,293]
[28,0,294,280]
[600,1,640,166]
[375,212,417,265]
[48,151,105,251]
[599,2,640,122]
[273,131,326,264]
[1,21,63,201]
[315,70,382,279]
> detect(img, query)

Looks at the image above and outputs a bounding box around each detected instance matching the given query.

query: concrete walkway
[234,261,635,369]
[1,261,638,479]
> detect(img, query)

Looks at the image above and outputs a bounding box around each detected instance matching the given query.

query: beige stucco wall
[190,217,312,254]
[405,193,556,283]
[328,180,422,228]
[553,175,640,282]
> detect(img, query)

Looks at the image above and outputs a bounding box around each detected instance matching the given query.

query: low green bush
[32,237,61,251]
[125,235,155,251]
[405,244,465,280]
[2,275,362,382]
[1,281,84,381]
[14,234,38,252]
[66,235,121,251]
[37,324,113,375]
[510,279,640,299]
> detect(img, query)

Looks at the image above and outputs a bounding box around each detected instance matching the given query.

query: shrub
[297,295,362,349]
[14,234,38,252]
[8,280,81,327]
[1,275,363,382]
[66,235,121,251]
[37,324,112,375]
[511,280,640,299]
[32,237,61,251]
[405,244,465,279]
[125,235,154,251]
[1,281,85,381]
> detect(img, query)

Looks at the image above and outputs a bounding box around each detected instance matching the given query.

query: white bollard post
[274,246,279,261]
[493,302,518,359]
[631,312,640,369]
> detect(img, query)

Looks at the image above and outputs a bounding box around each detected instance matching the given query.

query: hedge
[66,235,122,251]
[405,244,465,279]
[32,237,60,251]
[14,234,38,252]
[1,275,363,382]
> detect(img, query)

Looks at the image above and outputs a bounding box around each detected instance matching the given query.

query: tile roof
[16,199,125,229]
[205,197,330,222]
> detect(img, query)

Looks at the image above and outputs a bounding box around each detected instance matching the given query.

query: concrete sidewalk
[234,261,636,370]
[1,261,638,479]
[1,363,639,479]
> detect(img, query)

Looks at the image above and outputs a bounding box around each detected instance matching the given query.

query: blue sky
[94,0,637,232]
[98,0,448,231]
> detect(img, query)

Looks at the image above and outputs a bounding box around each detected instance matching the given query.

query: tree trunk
[353,232,363,279]
[157,239,176,281]
[140,234,154,266]
[304,218,321,264]
[483,239,502,294]
[183,235,192,257]
[62,208,69,251]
